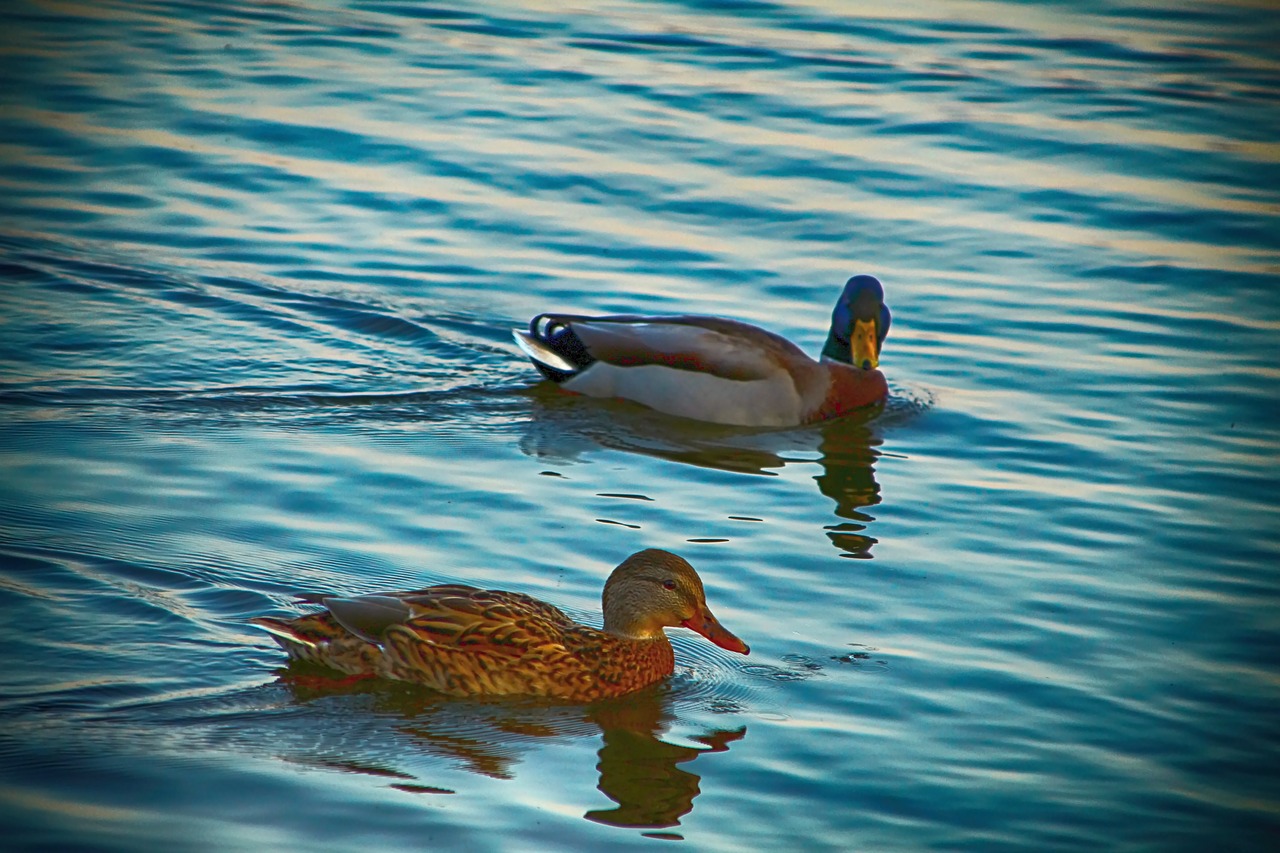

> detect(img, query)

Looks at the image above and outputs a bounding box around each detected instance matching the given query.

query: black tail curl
[528,314,595,382]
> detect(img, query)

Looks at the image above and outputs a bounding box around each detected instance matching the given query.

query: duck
[513,274,891,427]
[251,549,749,701]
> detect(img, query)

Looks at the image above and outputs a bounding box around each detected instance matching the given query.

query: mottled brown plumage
[251,549,749,701]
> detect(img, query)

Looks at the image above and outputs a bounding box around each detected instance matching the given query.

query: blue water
[2,1,1278,850]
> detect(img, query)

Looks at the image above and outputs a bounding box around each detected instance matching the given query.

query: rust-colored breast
[808,364,888,423]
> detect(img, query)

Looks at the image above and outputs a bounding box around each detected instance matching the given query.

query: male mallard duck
[251,549,749,701]
[513,275,891,427]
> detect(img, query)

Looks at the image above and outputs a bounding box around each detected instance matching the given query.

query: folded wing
[521,314,811,382]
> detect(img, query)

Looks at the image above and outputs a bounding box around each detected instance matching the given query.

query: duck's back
[381,586,676,699]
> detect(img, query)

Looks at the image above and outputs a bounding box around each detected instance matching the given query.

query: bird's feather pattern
[251,552,724,701]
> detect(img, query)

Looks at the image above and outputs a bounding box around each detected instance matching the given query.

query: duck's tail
[250,612,383,674]
[249,615,320,649]
[513,314,595,382]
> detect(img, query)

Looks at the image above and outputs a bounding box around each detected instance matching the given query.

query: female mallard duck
[514,274,891,427]
[251,549,749,701]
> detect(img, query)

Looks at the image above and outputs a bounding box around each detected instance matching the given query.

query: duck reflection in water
[519,391,888,559]
[271,672,745,833]
[586,696,744,831]
[812,415,884,559]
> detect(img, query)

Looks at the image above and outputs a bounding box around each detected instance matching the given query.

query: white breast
[563,362,803,427]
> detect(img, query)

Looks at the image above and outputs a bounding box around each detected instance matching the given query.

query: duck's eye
[662,579,677,591]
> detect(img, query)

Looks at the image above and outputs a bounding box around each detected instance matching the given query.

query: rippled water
[2,0,1278,850]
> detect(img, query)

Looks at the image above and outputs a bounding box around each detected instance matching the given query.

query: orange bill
[682,607,750,655]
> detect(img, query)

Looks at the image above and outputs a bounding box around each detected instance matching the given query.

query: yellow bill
[852,317,880,369]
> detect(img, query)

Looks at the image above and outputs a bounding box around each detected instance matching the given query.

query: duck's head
[822,274,892,370]
[602,549,749,654]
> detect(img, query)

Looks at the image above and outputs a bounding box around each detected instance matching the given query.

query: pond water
[1,1,1277,850]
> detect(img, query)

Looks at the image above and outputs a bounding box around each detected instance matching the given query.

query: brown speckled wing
[379,587,590,697]
[398,587,577,643]
[379,590,675,701]
[257,584,682,701]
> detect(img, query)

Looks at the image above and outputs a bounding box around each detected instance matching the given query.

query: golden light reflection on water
[3,1,1277,848]
[8,9,1276,282]
[0,785,147,823]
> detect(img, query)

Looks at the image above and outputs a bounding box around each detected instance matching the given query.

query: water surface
[1,1,1278,850]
